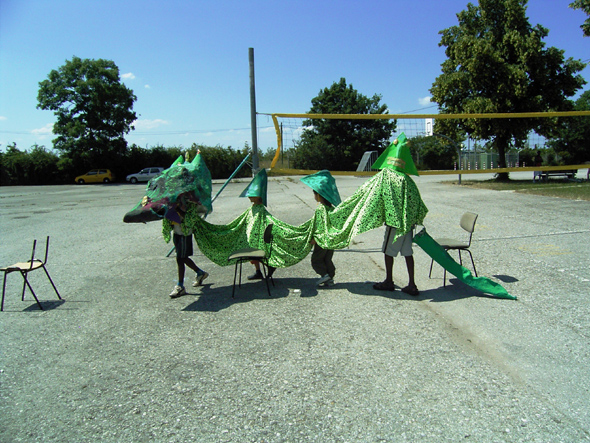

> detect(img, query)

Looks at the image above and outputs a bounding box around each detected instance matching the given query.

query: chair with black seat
[429,212,478,286]
[1,236,62,311]
[228,223,275,298]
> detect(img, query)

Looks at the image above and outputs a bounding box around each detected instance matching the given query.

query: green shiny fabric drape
[163,168,428,267]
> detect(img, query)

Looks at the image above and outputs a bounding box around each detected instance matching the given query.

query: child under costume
[158,152,212,298]
[169,213,209,298]
[371,133,423,295]
[301,170,342,287]
[239,168,276,280]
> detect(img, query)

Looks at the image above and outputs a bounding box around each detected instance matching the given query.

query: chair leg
[20,272,43,311]
[21,276,27,301]
[1,273,7,312]
[238,261,243,288]
[429,258,434,278]
[264,262,275,287]
[260,265,272,297]
[466,250,478,277]
[42,266,62,300]
[232,261,239,298]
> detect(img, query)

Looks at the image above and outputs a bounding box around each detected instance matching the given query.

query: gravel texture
[1,171,589,442]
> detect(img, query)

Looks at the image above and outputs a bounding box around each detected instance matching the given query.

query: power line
[0,126,274,136]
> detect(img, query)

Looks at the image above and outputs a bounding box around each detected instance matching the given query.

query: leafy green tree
[409,135,458,170]
[0,143,60,185]
[194,144,251,179]
[37,56,137,167]
[546,90,590,164]
[570,0,590,36]
[430,0,586,179]
[292,78,396,170]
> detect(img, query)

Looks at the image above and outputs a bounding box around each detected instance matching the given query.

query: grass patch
[450,179,590,201]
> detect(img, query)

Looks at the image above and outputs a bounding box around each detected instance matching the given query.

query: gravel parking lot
[1,171,589,442]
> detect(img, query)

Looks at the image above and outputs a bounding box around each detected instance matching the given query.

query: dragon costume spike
[240,168,268,207]
[371,133,419,176]
[171,155,184,167]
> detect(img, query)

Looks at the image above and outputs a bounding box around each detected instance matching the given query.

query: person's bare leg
[374,254,395,290]
[402,255,419,295]
[385,254,394,285]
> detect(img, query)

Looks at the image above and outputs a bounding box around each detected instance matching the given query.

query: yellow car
[75,169,115,184]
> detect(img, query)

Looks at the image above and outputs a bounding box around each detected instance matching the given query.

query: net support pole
[249,48,259,175]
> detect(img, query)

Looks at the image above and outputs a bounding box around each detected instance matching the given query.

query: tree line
[0,143,253,186]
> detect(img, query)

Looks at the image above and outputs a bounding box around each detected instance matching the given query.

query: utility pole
[249,48,259,175]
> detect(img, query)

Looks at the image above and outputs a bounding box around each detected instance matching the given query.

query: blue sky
[1,0,588,154]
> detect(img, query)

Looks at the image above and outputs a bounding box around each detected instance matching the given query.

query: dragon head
[123,152,212,224]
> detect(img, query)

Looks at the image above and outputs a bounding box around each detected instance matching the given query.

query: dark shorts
[173,233,193,258]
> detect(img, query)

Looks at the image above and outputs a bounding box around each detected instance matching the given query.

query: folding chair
[1,236,62,311]
[228,223,275,298]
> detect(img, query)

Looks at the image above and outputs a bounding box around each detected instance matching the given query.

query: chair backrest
[27,239,38,270]
[264,223,274,244]
[263,224,274,257]
[42,236,50,263]
[460,212,478,246]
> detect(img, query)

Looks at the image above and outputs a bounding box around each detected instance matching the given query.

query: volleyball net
[261,111,590,175]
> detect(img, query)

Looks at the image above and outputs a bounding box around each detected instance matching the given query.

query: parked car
[75,169,115,184]
[126,167,165,184]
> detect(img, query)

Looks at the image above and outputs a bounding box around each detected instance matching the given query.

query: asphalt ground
[1,170,589,442]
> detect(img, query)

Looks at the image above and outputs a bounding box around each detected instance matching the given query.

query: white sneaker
[192,272,209,287]
[169,285,186,298]
[316,274,331,286]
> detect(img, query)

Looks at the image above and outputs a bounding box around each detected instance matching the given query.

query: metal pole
[249,48,259,175]
[212,153,251,203]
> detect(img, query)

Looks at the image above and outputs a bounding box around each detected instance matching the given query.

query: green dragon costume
[123,135,515,300]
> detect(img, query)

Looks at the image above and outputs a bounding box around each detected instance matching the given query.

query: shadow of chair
[428,212,478,286]
[228,223,275,298]
[1,236,62,311]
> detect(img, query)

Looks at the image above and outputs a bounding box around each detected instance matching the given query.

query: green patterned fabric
[164,168,428,267]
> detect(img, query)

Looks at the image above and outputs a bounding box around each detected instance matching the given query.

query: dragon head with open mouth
[123,152,212,224]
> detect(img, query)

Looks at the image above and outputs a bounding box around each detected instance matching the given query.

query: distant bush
[0,142,253,186]
[1,144,62,186]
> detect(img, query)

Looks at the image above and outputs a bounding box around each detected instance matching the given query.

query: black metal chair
[429,212,478,286]
[228,223,275,298]
[1,236,62,311]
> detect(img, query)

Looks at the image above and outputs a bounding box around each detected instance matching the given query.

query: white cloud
[144,84,151,89]
[31,123,54,136]
[0,116,7,121]
[122,72,136,80]
[418,96,432,106]
[132,119,169,130]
